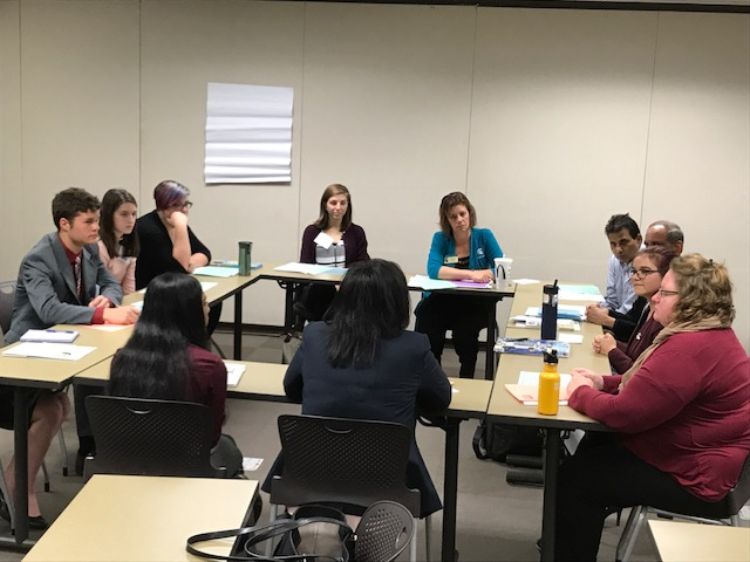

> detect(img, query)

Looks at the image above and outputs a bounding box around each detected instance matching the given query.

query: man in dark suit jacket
[4,187,139,473]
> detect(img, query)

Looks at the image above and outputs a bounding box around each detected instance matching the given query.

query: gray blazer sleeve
[22,251,97,326]
[86,244,123,305]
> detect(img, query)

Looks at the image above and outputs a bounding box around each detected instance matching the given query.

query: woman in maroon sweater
[592,247,676,374]
[296,184,369,323]
[108,272,243,476]
[557,254,750,562]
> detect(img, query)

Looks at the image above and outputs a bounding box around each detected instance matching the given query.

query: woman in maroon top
[295,183,369,323]
[108,272,242,476]
[592,247,676,374]
[557,254,750,561]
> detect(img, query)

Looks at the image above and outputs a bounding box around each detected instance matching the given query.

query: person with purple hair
[135,180,221,332]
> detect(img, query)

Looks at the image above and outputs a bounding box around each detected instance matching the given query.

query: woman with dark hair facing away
[557,254,750,561]
[591,246,676,374]
[98,188,139,295]
[262,259,452,517]
[135,180,221,333]
[108,272,243,476]
[296,183,369,322]
[415,191,503,378]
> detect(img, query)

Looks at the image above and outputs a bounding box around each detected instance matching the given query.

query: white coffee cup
[494,257,513,287]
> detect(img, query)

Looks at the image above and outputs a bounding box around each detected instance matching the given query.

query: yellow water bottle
[538,349,560,416]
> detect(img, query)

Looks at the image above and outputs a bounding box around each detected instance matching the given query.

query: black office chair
[616,451,750,562]
[268,415,429,562]
[355,501,415,562]
[84,395,225,480]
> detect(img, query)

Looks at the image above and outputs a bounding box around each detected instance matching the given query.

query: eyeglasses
[629,267,659,279]
[657,289,679,298]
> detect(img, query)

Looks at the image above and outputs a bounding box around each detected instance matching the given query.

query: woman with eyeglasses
[591,247,676,374]
[556,254,750,561]
[135,180,220,332]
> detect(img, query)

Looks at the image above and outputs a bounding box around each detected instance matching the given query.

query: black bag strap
[472,419,490,460]
[186,516,353,562]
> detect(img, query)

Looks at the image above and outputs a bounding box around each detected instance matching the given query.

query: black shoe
[0,494,10,524]
[28,515,49,530]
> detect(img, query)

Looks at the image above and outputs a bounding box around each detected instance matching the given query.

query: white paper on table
[407,275,456,291]
[525,305,587,319]
[558,333,584,344]
[130,301,144,311]
[2,343,96,361]
[242,457,264,471]
[274,262,331,275]
[513,278,540,285]
[20,329,79,343]
[200,282,218,292]
[193,266,239,278]
[313,231,334,250]
[559,292,605,303]
[517,370,572,387]
[224,361,247,386]
[89,325,130,332]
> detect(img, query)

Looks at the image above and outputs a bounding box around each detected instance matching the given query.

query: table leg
[540,428,561,562]
[13,388,29,544]
[442,418,460,562]
[233,291,243,361]
[484,304,497,381]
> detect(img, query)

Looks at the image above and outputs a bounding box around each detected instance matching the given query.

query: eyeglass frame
[629,267,659,279]
[656,288,679,298]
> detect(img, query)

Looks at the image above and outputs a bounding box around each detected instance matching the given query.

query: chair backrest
[84,395,223,480]
[271,415,421,516]
[354,501,414,562]
[727,450,750,514]
[0,281,15,338]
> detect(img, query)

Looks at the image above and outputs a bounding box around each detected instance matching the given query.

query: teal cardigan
[426,227,503,279]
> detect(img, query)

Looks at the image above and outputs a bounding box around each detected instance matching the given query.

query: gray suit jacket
[4,233,123,344]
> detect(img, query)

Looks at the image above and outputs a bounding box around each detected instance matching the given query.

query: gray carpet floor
[0,330,714,561]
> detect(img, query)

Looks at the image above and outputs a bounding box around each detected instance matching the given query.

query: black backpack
[472,419,543,462]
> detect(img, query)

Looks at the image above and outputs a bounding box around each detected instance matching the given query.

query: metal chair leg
[424,515,432,562]
[58,429,69,476]
[616,505,646,562]
[266,503,280,557]
[410,518,418,562]
[41,461,50,493]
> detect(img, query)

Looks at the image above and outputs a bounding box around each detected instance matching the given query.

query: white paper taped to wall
[205,82,294,184]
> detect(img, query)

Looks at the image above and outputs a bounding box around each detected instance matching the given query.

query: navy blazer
[5,233,122,344]
[264,322,452,516]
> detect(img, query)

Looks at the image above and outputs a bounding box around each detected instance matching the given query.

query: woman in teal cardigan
[415,192,503,378]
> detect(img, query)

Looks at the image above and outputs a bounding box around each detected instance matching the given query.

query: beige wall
[1,1,748,350]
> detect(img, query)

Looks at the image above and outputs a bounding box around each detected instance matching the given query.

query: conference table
[123,270,265,360]
[75,356,492,562]
[253,263,516,380]
[648,520,750,562]
[22,474,259,562]
[0,325,132,545]
[486,281,610,562]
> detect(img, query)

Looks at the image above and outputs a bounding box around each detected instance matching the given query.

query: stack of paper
[505,370,572,406]
[509,315,581,331]
[193,266,239,278]
[275,262,345,276]
[524,305,587,321]
[408,275,455,290]
[20,329,79,343]
[558,284,604,303]
[2,343,96,361]
[223,361,247,387]
[494,338,571,357]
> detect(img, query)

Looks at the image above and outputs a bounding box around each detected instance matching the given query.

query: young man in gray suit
[3,187,139,476]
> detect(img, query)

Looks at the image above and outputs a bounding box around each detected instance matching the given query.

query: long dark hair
[313,184,352,231]
[100,189,140,258]
[108,273,209,400]
[326,259,410,368]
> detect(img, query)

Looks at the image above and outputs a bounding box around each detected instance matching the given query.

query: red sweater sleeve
[188,346,227,445]
[568,346,702,433]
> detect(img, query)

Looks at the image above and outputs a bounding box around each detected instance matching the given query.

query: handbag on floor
[187,503,354,561]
